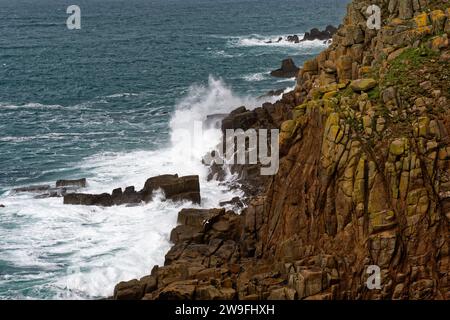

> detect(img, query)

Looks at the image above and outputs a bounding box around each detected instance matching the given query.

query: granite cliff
[114,0,450,300]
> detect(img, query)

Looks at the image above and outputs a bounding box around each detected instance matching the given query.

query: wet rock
[56,178,87,188]
[64,193,113,206]
[270,58,299,78]
[259,88,286,99]
[219,197,245,210]
[64,174,201,206]
[13,185,51,193]
[302,25,337,41]
[221,107,257,131]
[142,174,201,204]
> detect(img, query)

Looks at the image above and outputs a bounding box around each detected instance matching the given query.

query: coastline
[112,0,450,300]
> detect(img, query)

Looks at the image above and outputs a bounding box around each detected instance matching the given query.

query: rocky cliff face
[114,0,449,300]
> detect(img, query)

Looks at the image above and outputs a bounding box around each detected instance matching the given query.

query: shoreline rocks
[63,174,201,206]
[113,0,450,301]
[284,25,338,44]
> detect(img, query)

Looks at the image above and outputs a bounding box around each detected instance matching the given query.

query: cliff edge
[114,0,450,300]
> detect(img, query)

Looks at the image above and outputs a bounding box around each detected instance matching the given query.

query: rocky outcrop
[302,25,338,41]
[285,25,338,43]
[270,58,299,78]
[115,0,449,300]
[64,174,201,206]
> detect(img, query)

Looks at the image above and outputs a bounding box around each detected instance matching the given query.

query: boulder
[0,204,4,208]
[350,78,378,92]
[142,174,201,204]
[270,58,299,78]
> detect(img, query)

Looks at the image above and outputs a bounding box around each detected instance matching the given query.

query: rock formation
[114,0,449,300]
[270,58,299,78]
[64,174,201,206]
[285,25,338,43]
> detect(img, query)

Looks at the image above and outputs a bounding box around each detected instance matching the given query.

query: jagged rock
[302,25,337,41]
[270,58,299,78]
[114,0,450,301]
[64,174,200,206]
[286,35,300,43]
[221,107,257,131]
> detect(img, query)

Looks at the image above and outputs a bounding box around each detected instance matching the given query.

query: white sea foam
[228,34,329,50]
[242,72,268,82]
[0,76,269,299]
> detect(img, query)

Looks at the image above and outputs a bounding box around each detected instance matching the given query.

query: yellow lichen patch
[281,120,296,133]
[413,13,429,28]
[359,66,372,76]
[389,138,407,156]
[431,35,449,51]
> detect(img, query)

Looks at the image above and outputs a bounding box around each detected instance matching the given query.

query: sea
[0,0,349,299]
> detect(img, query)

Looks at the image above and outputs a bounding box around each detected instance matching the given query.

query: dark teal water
[0,0,348,299]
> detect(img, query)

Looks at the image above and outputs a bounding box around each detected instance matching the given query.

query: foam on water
[0,77,269,299]
[229,34,330,50]
[243,72,268,82]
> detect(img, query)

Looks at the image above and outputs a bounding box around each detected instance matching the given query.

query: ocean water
[0,0,349,299]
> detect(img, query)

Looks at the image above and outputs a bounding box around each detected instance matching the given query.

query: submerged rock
[56,178,87,188]
[13,185,51,193]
